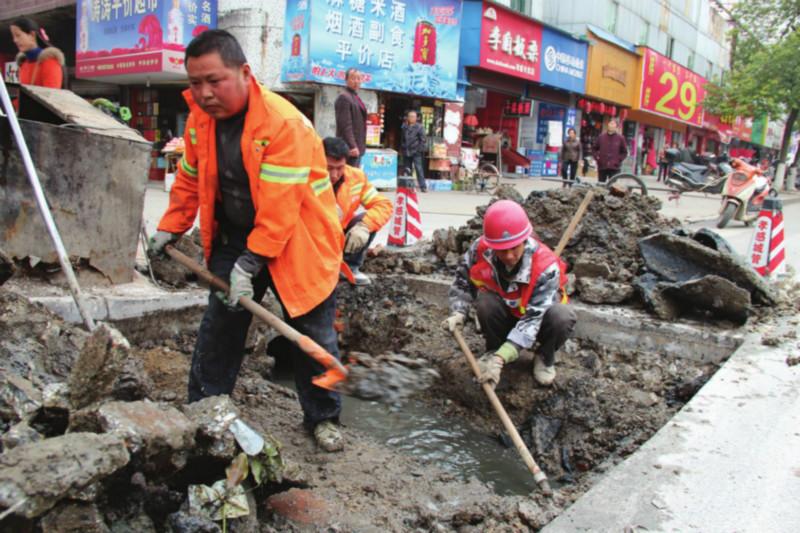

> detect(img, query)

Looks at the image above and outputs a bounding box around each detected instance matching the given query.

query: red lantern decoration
[597,102,606,115]
[609,105,617,116]
[578,99,586,110]
[620,108,628,122]
[585,101,593,114]
[581,119,587,127]
[464,114,479,127]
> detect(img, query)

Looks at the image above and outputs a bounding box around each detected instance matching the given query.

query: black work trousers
[561,160,578,187]
[474,291,576,366]
[187,229,341,428]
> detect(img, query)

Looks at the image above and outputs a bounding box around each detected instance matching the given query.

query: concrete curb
[542,317,800,532]
[31,290,207,324]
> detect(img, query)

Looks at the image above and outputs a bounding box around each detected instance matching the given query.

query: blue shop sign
[282,0,463,100]
[539,27,587,93]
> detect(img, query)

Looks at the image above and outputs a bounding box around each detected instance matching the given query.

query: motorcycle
[665,148,730,194]
[716,158,775,229]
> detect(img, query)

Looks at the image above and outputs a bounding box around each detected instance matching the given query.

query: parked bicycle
[454,147,501,194]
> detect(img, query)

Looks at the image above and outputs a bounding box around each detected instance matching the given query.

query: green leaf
[250,457,265,486]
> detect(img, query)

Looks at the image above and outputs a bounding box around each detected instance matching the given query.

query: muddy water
[341,397,542,496]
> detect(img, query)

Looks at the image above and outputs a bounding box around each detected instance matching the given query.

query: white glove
[477,353,504,390]
[344,223,371,254]
[147,231,180,258]
[441,312,465,332]
[224,264,254,309]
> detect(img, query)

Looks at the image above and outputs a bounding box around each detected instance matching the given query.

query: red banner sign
[479,3,542,82]
[639,48,706,126]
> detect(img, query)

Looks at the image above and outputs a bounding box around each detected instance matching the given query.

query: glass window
[666,37,675,59]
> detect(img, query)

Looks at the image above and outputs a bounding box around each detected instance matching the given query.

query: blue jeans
[188,229,341,428]
[403,153,426,191]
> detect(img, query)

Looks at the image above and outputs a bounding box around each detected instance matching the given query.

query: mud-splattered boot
[313,420,344,452]
[533,353,556,386]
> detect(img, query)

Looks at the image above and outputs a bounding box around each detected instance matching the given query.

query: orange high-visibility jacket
[336,165,392,231]
[157,78,344,318]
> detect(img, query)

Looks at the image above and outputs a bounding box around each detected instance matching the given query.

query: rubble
[0,248,13,287]
[1,421,42,451]
[68,324,153,410]
[0,374,42,424]
[0,432,130,519]
[69,400,196,475]
[181,395,240,460]
[40,502,108,533]
[146,229,206,288]
[575,278,635,305]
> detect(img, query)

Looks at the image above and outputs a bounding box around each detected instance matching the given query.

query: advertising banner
[478,2,542,82]
[536,102,566,144]
[639,48,706,126]
[540,26,587,93]
[282,0,463,100]
[75,0,217,80]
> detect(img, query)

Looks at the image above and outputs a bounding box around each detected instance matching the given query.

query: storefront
[282,0,465,188]
[458,1,587,175]
[633,47,706,172]
[583,25,639,173]
[75,0,218,182]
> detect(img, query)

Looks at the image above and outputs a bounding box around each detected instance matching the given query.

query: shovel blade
[312,366,349,391]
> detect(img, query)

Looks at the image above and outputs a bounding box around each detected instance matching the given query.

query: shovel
[450,188,595,496]
[164,245,348,391]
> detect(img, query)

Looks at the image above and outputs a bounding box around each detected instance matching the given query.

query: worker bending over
[443,200,576,387]
[323,136,392,286]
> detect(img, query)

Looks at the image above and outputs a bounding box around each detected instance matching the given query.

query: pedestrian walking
[593,119,628,183]
[401,110,428,192]
[10,17,65,90]
[334,68,367,167]
[657,146,669,182]
[560,127,581,187]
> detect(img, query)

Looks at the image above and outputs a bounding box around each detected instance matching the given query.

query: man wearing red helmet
[443,200,576,387]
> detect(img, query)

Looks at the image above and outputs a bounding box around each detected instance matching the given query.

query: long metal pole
[0,80,96,331]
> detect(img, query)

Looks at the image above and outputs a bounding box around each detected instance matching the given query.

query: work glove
[477,353,504,390]
[219,251,265,309]
[147,231,180,258]
[344,222,371,254]
[477,342,519,390]
[441,312,465,333]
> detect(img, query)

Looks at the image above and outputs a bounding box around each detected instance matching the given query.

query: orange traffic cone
[748,197,786,277]
[388,177,422,247]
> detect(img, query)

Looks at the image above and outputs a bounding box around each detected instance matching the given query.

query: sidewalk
[141,174,800,246]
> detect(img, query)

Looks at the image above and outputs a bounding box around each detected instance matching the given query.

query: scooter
[665,148,729,194]
[716,158,775,229]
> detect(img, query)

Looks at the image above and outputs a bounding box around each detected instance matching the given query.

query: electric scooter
[717,158,775,229]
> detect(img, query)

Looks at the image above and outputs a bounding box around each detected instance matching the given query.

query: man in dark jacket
[401,110,427,192]
[592,119,628,183]
[335,68,367,167]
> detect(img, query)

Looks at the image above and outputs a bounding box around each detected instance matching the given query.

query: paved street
[142,174,800,275]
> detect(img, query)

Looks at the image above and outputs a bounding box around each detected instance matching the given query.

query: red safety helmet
[483,200,532,250]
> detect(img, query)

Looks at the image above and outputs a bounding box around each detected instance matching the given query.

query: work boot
[533,353,556,386]
[313,420,344,452]
[351,268,372,286]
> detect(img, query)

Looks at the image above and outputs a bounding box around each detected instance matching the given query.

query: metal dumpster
[1,85,152,284]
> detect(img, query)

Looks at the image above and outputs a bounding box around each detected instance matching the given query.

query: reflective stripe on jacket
[157,78,344,317]
[450,237,568,348]
[336,165,392,232]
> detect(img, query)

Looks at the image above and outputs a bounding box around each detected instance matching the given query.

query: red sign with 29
[639,48,707,126]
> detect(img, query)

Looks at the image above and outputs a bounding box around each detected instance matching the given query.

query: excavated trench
[0,272,746,530]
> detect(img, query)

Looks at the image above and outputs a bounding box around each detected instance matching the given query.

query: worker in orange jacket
[323,137,392,285]
[147,30,345,452]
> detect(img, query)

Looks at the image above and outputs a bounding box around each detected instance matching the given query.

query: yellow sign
[584,29,639,107]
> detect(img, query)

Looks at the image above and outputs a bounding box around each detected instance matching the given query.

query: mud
[0,275,744,531]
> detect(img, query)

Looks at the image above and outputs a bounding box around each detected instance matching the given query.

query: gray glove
[441,312,465,332]
[147,231,180,258]
[219,251,266,309]
[344,223,371,254]
[477,353,505,390]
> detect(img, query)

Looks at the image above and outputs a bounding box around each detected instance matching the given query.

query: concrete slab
[543,319,800,533]
[403,275,743,364]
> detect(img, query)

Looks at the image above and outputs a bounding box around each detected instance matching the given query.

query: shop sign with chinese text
[479,2,542,82]
[75,0,217,81]
[282,0,463,100]
[540,26,586,93]
[639,48,706,126]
